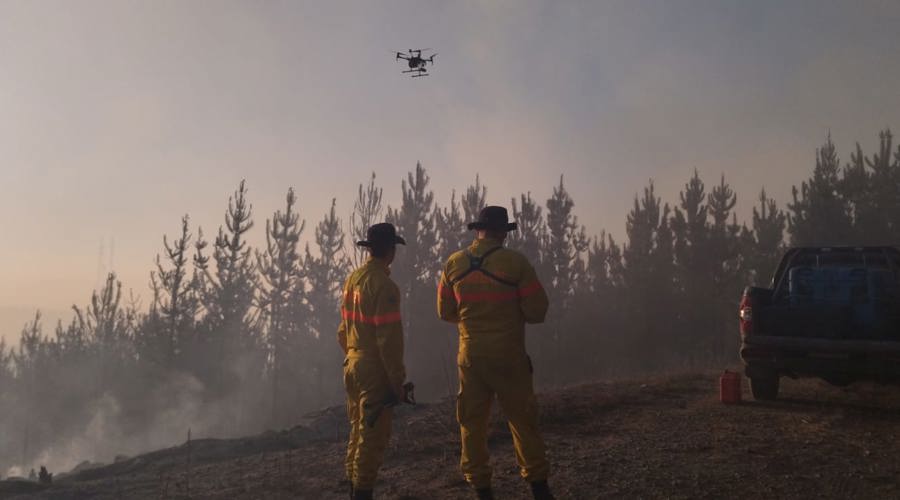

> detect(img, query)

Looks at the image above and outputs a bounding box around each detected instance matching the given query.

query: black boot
[353,488,373,500]
[530,480,555,500]
[348,483,355,500]
[475,487,495,500]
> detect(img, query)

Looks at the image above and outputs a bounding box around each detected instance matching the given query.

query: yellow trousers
[457,354,549,488]
[344,356,393,490]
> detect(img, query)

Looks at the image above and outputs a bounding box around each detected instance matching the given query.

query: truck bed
[740,247,900,396]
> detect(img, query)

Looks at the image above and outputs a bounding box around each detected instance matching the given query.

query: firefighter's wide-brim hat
[467,206,518,232]
[357,222,407,247]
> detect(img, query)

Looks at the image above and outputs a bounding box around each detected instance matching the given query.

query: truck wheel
[750,375,779,400]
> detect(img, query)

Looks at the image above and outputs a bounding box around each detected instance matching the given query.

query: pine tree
[13,313,53,468]
[624,183,664,289]
[0,338,11,387]
[435,190,466,260]
[436,175,488,260]
[622,181,675,369]
[53,311,88,360]
[706,175,744,359]
[144,215,197,368]
[256,188,307,425]
[73,273,135,385]
[654,205,675,288]
[176,226,216,387]
[73,274,127,347]
[848,130,900,243]
[196,180,262,416]
[349,172,384,267]
[650,200,677,361]
[574,231,625,376]
[841,142,870,240]
[893,136,900,241]
[13,313,45,381]
[509,192,546,273]
[543,176,589,378]
[587,232,624,293]
[747,189,786,285]
[670,170,710,361]
[386,163,446,398]
[461,174,487,224]
[508,191,551,379]
[671,169,709,295]
[0,337,13,467]
[387,163,440,291]
[787,134,854,246]
[546,176,590,304]
[305,199,350,408]
[0,338,11,425]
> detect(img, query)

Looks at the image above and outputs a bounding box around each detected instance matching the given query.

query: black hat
[357,222,406,248]
[467,206,518,232]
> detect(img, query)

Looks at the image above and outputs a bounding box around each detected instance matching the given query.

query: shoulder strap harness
[449,246,517,288]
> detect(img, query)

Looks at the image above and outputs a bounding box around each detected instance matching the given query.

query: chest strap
[449,246,517,288]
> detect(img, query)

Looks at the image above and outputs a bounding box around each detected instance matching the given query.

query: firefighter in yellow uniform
[438,206,554,500]
[338,223,408,500]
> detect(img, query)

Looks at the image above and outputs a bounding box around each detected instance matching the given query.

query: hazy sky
[1,1,899,340]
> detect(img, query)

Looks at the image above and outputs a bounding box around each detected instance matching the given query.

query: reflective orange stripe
[438,281,455,299]
[517,281,543,298]
[342,309,402,326]
[455,288,519,303]
[454,281,543,303]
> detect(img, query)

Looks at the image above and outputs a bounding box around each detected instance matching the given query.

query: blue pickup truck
[739,247,900,400]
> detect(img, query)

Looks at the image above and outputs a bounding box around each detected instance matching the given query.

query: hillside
[3,371,900,499]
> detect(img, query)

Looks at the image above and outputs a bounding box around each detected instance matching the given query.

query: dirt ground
[5,370,900,499]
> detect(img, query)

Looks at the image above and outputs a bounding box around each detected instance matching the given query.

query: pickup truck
[739,246,900,400]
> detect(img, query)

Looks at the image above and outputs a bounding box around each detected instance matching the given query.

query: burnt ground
[4,370,900,499]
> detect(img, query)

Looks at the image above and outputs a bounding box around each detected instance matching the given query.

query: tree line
[0,129,898,475]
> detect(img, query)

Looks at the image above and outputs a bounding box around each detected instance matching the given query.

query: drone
[396,49,436,78]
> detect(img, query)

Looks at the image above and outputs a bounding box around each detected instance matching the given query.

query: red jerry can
[719,370,742,404]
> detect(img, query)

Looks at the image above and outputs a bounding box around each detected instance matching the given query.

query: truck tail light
[739,294,753,336]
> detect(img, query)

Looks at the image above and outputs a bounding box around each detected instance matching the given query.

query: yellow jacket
[438,238,549,361]
[337,257,406,390]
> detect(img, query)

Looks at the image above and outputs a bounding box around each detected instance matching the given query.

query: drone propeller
[428,53,437,63]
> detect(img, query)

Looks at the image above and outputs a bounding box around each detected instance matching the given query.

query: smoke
[5,371,205,476]
[5,466,24,479]
[20,393,124,475]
